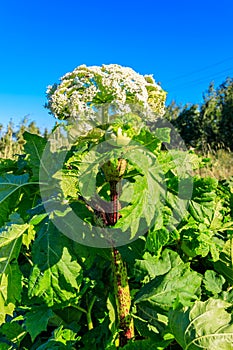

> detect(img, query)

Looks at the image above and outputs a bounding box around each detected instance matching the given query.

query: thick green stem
[109,179,134,347]
[101,159,134,346]
[72,304,87,314]
[112,248,134,347]
[73,297,96,331]
[86,295,96,330]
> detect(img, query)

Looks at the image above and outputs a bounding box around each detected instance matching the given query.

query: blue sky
[0,0,233,130]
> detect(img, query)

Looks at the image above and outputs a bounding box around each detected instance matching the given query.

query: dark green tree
[198,82,222,151]
[165,77,233,151]
[218,77,233,150]
[172,104,200,148]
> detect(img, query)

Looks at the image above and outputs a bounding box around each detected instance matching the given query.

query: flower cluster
[46,64,167,121]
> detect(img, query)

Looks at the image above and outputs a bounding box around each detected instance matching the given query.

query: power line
[166,67,233,91]
[166,56,233,83]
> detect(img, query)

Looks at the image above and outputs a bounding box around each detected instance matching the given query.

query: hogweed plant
[38,106,193,348]
[43,65,173,346]
[1,65,233,349]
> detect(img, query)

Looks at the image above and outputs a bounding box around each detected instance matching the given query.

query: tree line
[0,118,48,158]
[165,77,233,151]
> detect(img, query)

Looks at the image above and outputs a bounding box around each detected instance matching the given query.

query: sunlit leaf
[169,299,233,349]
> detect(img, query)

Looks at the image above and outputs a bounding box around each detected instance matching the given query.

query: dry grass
[196,147,233,180]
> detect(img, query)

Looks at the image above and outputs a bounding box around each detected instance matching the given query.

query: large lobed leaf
[25,306,54,342]
[23,131,47,181]
[188,177,218,223]
[134,249,202,310]
[0,173,29,225]
[0,223,29,324]
[169,298,233,349]
[115,146,165,237]
[214,238,233,284]
[134,249,177,282]
[180,176,233,261]
[28,220,83,306]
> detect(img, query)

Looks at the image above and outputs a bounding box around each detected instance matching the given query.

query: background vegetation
[0,118,47,159]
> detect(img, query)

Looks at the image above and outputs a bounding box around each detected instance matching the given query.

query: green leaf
[54,170,78,198]
[37,342,69,350]
[22,224,36,249]
[180,222,224,261]
[0,158,17,174]
[0,223,29,324]
[214,239,233,284]
[203,270,225,295]
[180,185,229,261]
[169,299,233,349]
[23,131,47,181]
[134,128,162,153]
[154,127,171,143]
[134,249,177,282]
[0,320,26,346]
[107,293,117,334]
[133,306,169,341]
[134,250,202,310]
[116,147,165,237]
[0,173,29,225]
[157,150,197,176]
[29,220,83,306]
[117,174,149,235]
[29,213,48,225]
[145,227,169,255]
[35,325,78,349]
[120,338,170,349]
[52,326,78,344]
[78,148,103,200]
[25,306,54,341]
[188,177,218,223]
[52,306,83,328]
[133,314,159,339]
[0,223,29,249]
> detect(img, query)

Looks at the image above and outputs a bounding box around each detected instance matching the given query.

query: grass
[197,147,233,180]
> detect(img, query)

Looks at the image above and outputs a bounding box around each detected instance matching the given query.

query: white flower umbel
[46,64,167,122]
